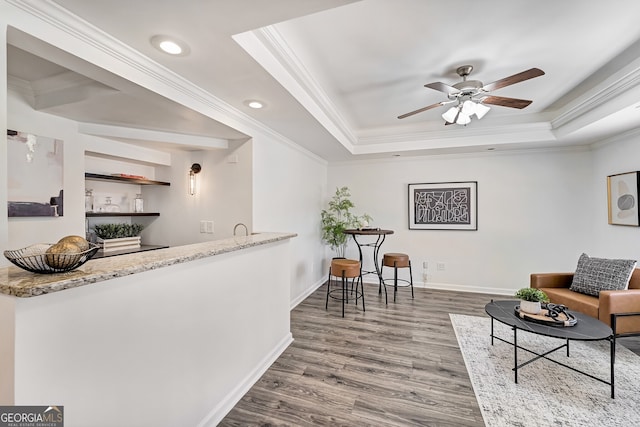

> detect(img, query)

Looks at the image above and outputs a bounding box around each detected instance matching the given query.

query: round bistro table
[343,228,394,292]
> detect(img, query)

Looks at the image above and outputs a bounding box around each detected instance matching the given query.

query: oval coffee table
[485,300,615,398]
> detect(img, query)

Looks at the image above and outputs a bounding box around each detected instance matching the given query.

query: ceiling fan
[398,65,545,125]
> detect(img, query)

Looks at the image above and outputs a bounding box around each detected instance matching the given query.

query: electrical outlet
[423,261,428,269]
[205,220,214,233]
[200,221,206,233]
[437,262,445,271]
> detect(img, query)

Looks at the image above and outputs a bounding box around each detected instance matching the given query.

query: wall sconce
[189,163,201,195]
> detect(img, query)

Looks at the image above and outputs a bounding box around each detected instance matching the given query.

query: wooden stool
[381,253,413,304]
[326,259,364,317]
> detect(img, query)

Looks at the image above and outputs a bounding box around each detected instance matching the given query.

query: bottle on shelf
[85,189,94,212]
[134,194,144,213]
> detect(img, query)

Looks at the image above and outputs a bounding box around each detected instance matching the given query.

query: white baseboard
[362,279,515,296]
[196,332,294,427]
[298,278,517,306]
[414,280,515,296]
[290,277,326,309]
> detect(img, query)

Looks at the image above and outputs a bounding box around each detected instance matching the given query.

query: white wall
[327,148,594,294]
[591,130,640,260]
[206,139,253,239]
[252,133,328,306]
[144,140,252,247]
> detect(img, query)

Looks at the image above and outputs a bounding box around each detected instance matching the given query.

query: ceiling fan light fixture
[461,100,477,116]
[456,111,471,125]
[474,102,491,119]
[400,65,543,123]
[442,107,459,123]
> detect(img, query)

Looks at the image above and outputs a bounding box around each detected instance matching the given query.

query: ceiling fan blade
[397,102,445,119]
[482,68,545,92]
[481,95,532,109]
[425,82,459,95]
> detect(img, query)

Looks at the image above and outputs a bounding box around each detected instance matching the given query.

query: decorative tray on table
[514,303,578,327]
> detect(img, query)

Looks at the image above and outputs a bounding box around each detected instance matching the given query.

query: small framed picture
[408,182,477,230]
[607,172,640,226]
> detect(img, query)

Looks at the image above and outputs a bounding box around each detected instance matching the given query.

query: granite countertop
[0,232,296,298]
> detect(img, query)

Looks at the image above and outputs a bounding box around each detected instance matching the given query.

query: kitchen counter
[0,232,295,297]
[0,231,296,426]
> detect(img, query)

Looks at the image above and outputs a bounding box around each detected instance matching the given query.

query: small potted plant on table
[515,288,550,314]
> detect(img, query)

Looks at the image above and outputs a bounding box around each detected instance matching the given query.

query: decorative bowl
[4,243,99,274]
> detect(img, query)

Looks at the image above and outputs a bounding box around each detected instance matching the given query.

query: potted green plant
[515,288,550,314]
[93,223,144,239]
[321,186,372,258]
[92,223,145,253]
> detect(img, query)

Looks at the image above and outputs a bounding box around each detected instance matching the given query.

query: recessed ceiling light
[150,35,190,56]
[160,40,182,55]
[244,100,265,109]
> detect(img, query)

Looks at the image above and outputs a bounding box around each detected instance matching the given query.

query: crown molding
[354,122,555,154]
[551,63,640,129]
[244,26,357,149]
[332,143,591,167]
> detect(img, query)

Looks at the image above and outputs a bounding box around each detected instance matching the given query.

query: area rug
[450,314,640,427]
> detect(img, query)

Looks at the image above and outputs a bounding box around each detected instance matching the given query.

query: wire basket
[4,243,99,274]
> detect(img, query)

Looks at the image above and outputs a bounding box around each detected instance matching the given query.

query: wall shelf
[85,173,170,186]
[86,212,160,217]
[85,172,168,251]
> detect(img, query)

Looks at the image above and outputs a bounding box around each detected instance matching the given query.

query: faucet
[233,223,248,236]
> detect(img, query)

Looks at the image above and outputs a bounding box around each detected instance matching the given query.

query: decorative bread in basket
[4,235,98,274]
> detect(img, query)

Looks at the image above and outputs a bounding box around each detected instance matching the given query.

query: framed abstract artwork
[607,172,640,226]
[408,182,477,230]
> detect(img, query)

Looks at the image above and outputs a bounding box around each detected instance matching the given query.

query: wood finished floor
[220,284,640,426]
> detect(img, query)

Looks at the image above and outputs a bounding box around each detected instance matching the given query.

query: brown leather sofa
[531,269,640,336]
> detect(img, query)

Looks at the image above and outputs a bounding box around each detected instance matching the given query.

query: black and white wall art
[408,181,477,230]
